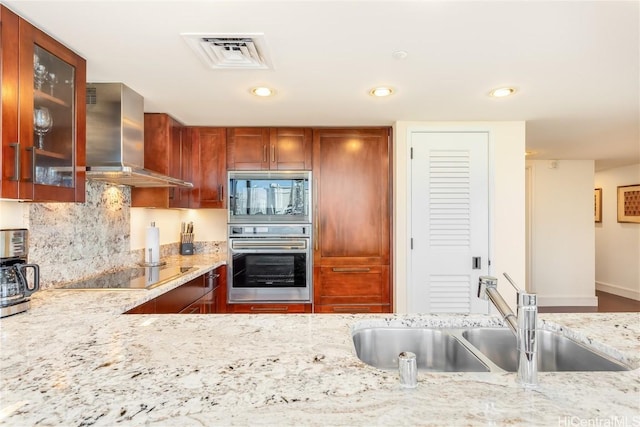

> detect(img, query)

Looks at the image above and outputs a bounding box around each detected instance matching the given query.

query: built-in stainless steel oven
[228,171,311,224]
[227,225,312,303]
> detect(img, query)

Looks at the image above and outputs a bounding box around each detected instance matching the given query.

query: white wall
[527,160,597,306]
[394,121,526,313]
[594,163,640,300]
[0,200,28,229]
[130,208,227,250]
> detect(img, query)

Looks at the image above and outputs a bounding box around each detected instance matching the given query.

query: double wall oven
[227,171,312,303]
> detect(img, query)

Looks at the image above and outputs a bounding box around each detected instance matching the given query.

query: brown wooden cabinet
[227,303,312,314]
[131,113,187,208]
[227,127,312,170]
[1,5,86,202]
[124,266,227,314]
[189,127,226,208]
[312,128,392,313]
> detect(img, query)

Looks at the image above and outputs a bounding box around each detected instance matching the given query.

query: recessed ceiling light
[251,87,274,97]
[489,87,517,98]
[392,50,408,60]
[370,87,394,97]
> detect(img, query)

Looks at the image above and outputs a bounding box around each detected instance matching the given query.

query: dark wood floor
[539,291,640,313]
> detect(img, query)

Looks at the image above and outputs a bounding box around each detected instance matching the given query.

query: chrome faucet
[478,273,538,387]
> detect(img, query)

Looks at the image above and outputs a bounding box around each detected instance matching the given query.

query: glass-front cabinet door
[20,20,86,202]
[0,7,86,202]
[32,46,75,186]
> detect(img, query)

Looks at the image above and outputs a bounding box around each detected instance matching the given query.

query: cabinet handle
[219,184,224,202]
[332,306,371,313]
[314,180,319,251]
[9,143,20,181]
[250,306,289,312]
[271,145,275,162]
[331,267,371,273]
[26,147,35,182]
[263,145,267,162]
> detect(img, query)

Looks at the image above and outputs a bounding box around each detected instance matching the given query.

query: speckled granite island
[1,254,639,426]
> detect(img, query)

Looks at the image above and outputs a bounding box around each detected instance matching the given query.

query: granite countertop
[1,255,639,426]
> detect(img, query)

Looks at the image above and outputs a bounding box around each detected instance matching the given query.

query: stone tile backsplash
[28,181,225,289]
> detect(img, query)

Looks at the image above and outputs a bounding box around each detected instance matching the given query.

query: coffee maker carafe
[0,229,39,318]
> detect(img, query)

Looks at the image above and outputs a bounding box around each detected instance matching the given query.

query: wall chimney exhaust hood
[85,83,193,188]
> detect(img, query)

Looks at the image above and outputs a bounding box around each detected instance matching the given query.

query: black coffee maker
[0,229,39,318]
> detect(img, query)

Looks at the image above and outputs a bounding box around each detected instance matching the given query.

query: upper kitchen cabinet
[227,127,312,170]
[131,113,188,208]
[189,127,226,209]
[312,128,392,313]
[0,6,86,202]
[133,120,228,209]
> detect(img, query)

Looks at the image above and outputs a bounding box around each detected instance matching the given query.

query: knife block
[180,243,194,255]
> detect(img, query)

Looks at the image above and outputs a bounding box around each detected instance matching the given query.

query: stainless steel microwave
[228,171,312,224]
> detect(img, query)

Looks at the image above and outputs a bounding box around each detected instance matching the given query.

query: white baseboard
[596,281,640,301]
[537,296,598,307]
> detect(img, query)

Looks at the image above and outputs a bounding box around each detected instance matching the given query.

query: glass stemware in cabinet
[34,63,47,91]
[47,72,58,96]
[33,107,53,149]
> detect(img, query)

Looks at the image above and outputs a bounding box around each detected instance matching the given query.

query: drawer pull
[331,267,371,273]
[332,306,371,313]
[250,306,289,312]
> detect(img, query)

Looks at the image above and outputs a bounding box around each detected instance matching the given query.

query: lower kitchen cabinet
[312,266,391,313]
[124,298,156,314]
[227,303,312,314]
[124,266,226,314]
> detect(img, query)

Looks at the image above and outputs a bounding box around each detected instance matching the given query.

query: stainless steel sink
[352,327,489,372]
[461,328,631,372]
[352,326,631,373]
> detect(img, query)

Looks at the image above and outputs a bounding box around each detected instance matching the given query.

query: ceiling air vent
[181,33,272,69]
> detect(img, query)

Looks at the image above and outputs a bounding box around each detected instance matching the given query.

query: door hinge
[410,147,413,159]
[410,238,413,250]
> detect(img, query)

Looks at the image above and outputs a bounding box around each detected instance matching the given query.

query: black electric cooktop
[57,265,196,290]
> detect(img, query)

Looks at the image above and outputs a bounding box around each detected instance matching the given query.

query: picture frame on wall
[617,184,640,223]
[594,188,602,223]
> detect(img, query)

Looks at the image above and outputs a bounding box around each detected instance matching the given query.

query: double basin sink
[352,326,632,372]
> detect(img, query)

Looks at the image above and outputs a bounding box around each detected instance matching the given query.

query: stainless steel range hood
[86,83,193,188]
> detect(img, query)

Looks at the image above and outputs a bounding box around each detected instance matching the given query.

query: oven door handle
[231,240,308,250]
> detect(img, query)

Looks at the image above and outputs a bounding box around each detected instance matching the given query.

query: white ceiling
[5,0,640,170]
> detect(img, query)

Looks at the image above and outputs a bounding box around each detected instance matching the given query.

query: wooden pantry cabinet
[226,127,312,170]
[312,128,392,313]
[0,5,86,202]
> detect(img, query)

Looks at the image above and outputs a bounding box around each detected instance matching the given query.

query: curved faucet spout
[478,274,538,387]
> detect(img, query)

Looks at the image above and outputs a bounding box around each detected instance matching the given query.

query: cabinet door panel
[270,128,312,170]
[313,304,389,313]
[124,299,156,314]
[314,266,389,305]
[228,303,312,313]
[226,128,269,170]
[193,127,226,208]
[155,275,205,314]
[313,128,390,265]
[1,7,20,199]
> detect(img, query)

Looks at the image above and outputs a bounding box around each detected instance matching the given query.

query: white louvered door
[409,132,489,313]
